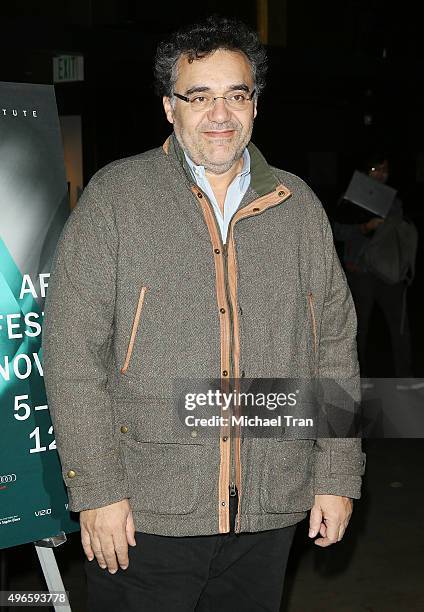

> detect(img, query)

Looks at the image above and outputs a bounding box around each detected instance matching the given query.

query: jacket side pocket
[260,439,315,513]
[121,285,148,375]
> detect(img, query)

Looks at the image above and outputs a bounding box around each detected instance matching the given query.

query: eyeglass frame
[172,89,256,110]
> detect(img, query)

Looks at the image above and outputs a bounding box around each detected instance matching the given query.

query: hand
[308,494,353,547]
[80,499,136,573]
[365,217,384,232]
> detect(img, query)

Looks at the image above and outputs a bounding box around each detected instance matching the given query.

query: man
[43,16,366,612]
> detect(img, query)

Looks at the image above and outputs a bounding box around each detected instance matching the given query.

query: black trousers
[346,271,412,377]
[85,493,296,612]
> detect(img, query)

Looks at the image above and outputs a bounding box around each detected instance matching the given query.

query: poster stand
[0,533,71,612]
[34,532,72,611]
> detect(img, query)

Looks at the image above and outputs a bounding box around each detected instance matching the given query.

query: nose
[207,97,232,123]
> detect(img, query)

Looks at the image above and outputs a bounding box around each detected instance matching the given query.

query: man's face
[163,48,257,175]
[368,160,389,183]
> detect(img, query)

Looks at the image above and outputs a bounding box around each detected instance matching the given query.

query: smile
[202,130,235,138]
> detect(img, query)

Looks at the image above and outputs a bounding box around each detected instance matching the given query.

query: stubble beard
[174,121,254,175]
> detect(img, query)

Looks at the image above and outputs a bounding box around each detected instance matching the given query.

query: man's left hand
[308,494,353,547]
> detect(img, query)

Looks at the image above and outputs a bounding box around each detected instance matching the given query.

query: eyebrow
[184,83,250,96]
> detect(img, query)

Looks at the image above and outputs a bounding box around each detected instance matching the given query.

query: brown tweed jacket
[42,134,365,536]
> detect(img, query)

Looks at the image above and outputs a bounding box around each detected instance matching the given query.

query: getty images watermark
[172,378,424,438]
[183,388,314,429]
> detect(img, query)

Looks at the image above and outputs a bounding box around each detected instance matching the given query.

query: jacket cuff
[313,475,363,499]
[66,477,130,512]
[313,448,366,499]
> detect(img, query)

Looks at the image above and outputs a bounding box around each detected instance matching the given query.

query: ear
[163,96,174,124]
[253,98,258,120]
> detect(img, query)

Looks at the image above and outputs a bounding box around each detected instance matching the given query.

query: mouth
[202,130,235,139]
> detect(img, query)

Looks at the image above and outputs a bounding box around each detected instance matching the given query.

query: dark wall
[0,0,422,206]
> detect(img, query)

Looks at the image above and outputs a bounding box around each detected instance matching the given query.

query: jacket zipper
[120,285,148,374]
[222,242,237,505]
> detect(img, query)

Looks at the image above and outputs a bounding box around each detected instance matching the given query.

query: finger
[324,517,339,545]
[113,531,130,570]
[314,532,336,547]
[337,519,349,542]
[308,505,322,538]
[80,524,94,561]
[126,511,137,547]
[314,536,332,547]
[99,534,120,573]
[314,518,339,547]
[91,535,108,569]
[338,506,352,541]
[319,522,327,538]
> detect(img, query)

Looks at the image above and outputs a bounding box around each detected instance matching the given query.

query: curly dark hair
[154,16,267,99]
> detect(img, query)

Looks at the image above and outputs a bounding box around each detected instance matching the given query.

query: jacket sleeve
[313,209,366,499]
[42,178,129,511]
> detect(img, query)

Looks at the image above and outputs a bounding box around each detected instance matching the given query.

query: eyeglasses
[173,89,256,112]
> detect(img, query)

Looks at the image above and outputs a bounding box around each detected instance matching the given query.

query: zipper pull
[229,482,237,497]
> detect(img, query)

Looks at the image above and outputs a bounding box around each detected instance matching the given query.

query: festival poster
[0,82,79,549]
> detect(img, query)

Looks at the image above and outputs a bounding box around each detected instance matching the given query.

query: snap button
[221,501,226,507]
[67,470,76,478]
[278,190,285,197]
[197,192,203,199]
[191,429,198,438]
[120,425,128,433]
[222,436,228,442]
[214,248,221,254]
[222,370,228,376]
[220,308,226,314]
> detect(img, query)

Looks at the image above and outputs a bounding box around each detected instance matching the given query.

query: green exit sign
[53,55,84,83]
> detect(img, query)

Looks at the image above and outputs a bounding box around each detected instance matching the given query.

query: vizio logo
[0,474,17,483]
[34,508,52,517]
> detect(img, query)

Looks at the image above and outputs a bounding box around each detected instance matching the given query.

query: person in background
[334,153,413,378]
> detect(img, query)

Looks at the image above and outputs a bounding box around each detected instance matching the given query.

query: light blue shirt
[184,148,251,243]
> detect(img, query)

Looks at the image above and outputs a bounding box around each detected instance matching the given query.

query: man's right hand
[80,499,136,573]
